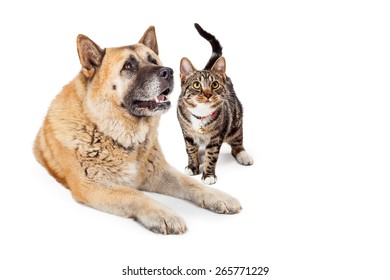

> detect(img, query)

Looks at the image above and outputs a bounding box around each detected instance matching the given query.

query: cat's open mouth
[133,87,171,111]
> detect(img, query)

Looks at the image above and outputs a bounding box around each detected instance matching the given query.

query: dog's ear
[77,35,104,79]
[139,26,159,55]
[211,56,226,81]
[180,57,196,82]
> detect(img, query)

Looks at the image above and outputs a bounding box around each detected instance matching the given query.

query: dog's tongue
[157,94,166,101]
[155,94,167,103]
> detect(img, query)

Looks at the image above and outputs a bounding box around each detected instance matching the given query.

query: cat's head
[179,57,227,112]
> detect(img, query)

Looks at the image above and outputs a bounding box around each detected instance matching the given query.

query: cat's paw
[184,166,200,176]
[202,174,217,185]
[236,151,254,166]
[184,167,195,176]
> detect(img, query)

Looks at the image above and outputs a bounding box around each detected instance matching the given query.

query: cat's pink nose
[203,88,212,99]
[204,93,212,99]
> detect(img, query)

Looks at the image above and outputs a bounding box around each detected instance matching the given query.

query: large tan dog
[34,26,242,234]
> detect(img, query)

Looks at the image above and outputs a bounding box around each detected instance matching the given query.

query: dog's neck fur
[75,74,159,149]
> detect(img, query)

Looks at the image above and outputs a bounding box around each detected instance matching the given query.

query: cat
[177,23,253,185]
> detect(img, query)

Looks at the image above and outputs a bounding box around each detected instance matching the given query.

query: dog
[34,26,242,234]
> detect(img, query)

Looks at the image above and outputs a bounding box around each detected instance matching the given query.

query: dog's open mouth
[133,88,171,111]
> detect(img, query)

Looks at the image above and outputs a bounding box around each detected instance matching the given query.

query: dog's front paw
[202,174,217,185]
[235,151,254,166]
[137,207,187,235]
[200,187,242,214]
[184,165,200,176]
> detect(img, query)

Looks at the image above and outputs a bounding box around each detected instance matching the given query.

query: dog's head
[77,27,173,118]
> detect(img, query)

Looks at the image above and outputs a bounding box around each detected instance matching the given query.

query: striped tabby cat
[177,23,253,185]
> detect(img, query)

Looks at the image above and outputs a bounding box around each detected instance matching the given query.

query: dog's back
[34,80,83,187]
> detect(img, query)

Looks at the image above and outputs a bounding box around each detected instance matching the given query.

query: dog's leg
[70,180,187,234]
[142,166,242,214]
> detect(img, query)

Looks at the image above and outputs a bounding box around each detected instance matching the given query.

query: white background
[1,1,389,279]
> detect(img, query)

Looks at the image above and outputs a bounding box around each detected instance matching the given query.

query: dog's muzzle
[123,66,174,117]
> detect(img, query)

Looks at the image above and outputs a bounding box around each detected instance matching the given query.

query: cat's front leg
[184,137,200,176]
[202,141,222,185]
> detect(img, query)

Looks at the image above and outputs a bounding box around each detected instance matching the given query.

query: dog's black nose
[158,67,174,80]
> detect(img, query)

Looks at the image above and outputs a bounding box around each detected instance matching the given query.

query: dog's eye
[122,56,139,71]
[123,62,132,70]
[211,81,219,89]
[147,53,158,65]
[193,81,201,89]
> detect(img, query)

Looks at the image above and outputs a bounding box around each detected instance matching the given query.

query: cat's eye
[211,81,219,89]
[193,81,201,89]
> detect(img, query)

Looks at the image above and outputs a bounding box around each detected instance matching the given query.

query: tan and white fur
[34,26,241,234]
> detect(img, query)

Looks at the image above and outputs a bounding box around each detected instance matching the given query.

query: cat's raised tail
[194,23,223,70]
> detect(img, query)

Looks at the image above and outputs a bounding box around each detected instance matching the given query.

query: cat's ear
[211,56,226,80]
[180,57,197,81]
[139,26,159,55]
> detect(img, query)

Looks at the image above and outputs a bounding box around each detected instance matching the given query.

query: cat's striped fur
[177,23,253,185]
